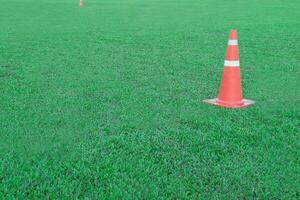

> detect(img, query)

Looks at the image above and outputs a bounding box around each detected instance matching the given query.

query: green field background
[0,0,299,199]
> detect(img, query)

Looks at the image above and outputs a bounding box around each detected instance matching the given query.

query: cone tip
[229,29,238,40]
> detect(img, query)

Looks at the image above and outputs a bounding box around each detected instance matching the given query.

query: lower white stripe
[228,40,238,46]
[224,60,240,67]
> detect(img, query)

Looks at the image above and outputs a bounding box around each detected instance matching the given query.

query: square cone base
[203,98,254,108]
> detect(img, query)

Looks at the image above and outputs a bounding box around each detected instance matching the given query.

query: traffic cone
[80,0,84,7]
[203,30,254,108]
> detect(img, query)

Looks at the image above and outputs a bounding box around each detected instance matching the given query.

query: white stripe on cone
[224,60,240,67]
[228,40,238,46]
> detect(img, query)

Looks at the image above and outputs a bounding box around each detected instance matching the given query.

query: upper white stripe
[224,60,240,67]
[228,40,238,46]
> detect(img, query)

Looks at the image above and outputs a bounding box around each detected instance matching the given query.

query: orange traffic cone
[80,0,84,7]
[203,30,254,108]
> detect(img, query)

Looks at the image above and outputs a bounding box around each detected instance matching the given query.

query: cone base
[203,98,254,108]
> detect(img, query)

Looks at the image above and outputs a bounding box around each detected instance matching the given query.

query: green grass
[0,0,299,199]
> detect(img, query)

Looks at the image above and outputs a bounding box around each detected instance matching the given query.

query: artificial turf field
[0,0,300,199]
